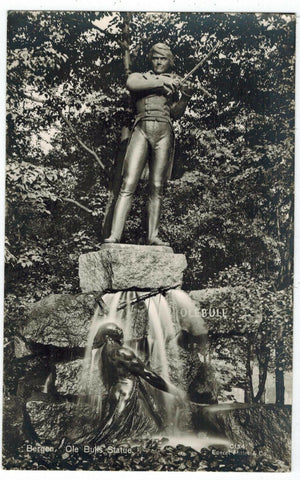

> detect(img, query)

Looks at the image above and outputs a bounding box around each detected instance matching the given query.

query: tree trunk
[122,12,132,77]
[254,342,270,403]
[244,337,254,403]
[254,363,268,403]
[275,343,285,405]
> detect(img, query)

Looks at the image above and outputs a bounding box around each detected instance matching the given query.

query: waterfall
[79,305,102,398]
[153,294,184,389]
[88,348,102,414]
[103,291,123,322]
[123,291,134,344]
[80,288,208,437]
[145,295,181,433]
[153,294,177,342]
[168,289,208,336]
[42,373,53,394]
[78,292,124,409]
[145,297,170,379]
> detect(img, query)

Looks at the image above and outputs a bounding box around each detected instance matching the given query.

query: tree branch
[22,91,107,172]
[62,197,93,214]
[23,91,45,104]
[69,14,124,49]
[59,111,106,170]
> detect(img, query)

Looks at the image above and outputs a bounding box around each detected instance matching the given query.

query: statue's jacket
[125,70,181,179]
[127,70,181,126]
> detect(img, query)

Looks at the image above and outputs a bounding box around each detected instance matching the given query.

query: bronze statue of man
[104,43,194,246]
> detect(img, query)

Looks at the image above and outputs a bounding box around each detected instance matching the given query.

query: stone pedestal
[79,244,187,292]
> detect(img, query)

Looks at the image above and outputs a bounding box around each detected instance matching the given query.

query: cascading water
[123,291,136,345]
[152,294,183,383]
[80,289,202,409]
[79,290,182,422]
[74,287,232,451]
[42,373,53,394]
[103,291,123,321]
[80,290,223,435]
[143,296,178,432]
[78,305,103,411]
[145,297,170,378]
[78,293,123,410]
[167,289,208,338]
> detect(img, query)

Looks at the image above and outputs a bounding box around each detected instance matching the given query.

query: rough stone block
[25,400,100,446]
[189,287,262,334]
[55,359,103,397]
[79,244,187,292]
[24,293,98,348]
[193,403,291,464]
[55,359,83,396]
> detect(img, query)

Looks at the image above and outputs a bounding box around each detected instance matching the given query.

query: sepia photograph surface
[2,9,295,472]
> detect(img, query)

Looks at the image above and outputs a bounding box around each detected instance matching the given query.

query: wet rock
[79,244,187,292]
[197,460,209,470]
[198,403,291,464]
[16,357,52,400]
[55,358,105,397]
[25,400,100,446]
[14,336,32,358]
[55,360,83,396]
[24,293,98,348]
[188,362,219,404]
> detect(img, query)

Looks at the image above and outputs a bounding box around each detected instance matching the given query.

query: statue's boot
[104,194,133,243]
[148,237,170,247]
[147,192,170,247]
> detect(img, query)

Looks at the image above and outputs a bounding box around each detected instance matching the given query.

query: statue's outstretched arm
[116,346,180,397]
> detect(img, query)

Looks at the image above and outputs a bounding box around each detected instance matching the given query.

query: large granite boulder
[25,400,100,446]
[55,360,84,396]
[79,244,187,292]
[23,293,98,348]
[193,403,291,464]
[14,335,32,358]
[55,359,104,397]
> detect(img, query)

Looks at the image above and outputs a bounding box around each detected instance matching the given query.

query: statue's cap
[149,43,174,66]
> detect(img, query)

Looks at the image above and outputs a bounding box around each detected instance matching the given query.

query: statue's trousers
[109,119,174,242]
